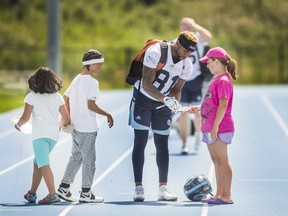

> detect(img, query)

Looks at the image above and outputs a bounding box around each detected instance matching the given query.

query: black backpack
[125,39,168,85]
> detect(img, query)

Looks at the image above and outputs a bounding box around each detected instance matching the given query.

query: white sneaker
[79,191,104,203]
[181,145,189,155]
[158,185,177,201]
[57,187,78,202]
[133,185,145,202]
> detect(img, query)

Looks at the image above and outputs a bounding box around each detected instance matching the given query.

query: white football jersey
[187,32,208,80]
[135,42,193,101]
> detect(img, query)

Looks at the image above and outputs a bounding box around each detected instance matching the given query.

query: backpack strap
[156,41,168,71]
[138,41,168,93]
[135,41,168,102]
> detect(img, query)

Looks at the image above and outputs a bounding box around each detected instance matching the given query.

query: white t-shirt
[187,32,208,81]
[65,74,100,132]
[25,92,64,141]
[135,42,193,101]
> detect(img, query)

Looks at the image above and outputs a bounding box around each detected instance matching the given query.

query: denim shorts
[202,132,234,145]
[33,138,57,168]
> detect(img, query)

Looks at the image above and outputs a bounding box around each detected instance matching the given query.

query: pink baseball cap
[200,47,228,63]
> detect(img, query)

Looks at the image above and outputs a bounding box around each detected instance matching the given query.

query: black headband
[178,34,197,52]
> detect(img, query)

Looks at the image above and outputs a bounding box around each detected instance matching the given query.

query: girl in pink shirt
[188,47,238,205]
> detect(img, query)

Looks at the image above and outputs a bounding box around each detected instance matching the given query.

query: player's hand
[14,123,21,131]
[163,97,180,111]
[188,105,200,114]
[107,114,114,128]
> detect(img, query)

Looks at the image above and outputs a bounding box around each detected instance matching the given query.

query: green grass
[0,88,26,113]
[1,0,288,87]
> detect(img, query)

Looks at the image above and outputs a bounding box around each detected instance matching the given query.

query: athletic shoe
[57,186,78,202]
[38,194,61,204]
[158,185,177,201]
[24,190,37,203]
[133,185,145,202]
[79,191,104,203]
[181,145,189,155]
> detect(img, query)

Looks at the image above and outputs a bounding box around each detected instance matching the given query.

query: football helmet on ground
[183,174,213,201]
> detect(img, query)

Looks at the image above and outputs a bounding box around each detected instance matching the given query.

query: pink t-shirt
[200,72,234,133]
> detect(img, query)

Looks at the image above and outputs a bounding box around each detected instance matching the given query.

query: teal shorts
[32,138,57,168]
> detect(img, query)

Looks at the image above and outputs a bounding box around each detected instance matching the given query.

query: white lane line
[0,128,16,139]
[0,136,71,176]
[0,104,129,176]
[0,155,33,176]
[261,94,288,137]
[58,145,133,216]
[0,208,32,212]
[239,179,288,182]
[92,146,132,188]
[201,163,214,216]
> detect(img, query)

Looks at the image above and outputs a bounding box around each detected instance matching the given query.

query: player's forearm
[87,101,111,117]
[168,79,185,101]
[192,23,212,42]
[63,95,71,116]
[142,66,166,102]
[143,82,166,102]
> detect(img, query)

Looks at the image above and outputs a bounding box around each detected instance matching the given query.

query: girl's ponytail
[226,55,238,80]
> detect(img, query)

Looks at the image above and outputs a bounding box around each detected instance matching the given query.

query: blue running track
[0,86,288,216]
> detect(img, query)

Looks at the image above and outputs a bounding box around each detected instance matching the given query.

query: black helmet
[183,174,213,201]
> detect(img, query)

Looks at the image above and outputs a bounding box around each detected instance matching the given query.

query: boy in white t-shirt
[57,49,114,203]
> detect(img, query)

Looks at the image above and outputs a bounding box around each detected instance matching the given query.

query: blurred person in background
[177,17,212,154]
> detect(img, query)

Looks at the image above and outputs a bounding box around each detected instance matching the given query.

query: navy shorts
[129,89,173,135]
[180,75,203,106]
